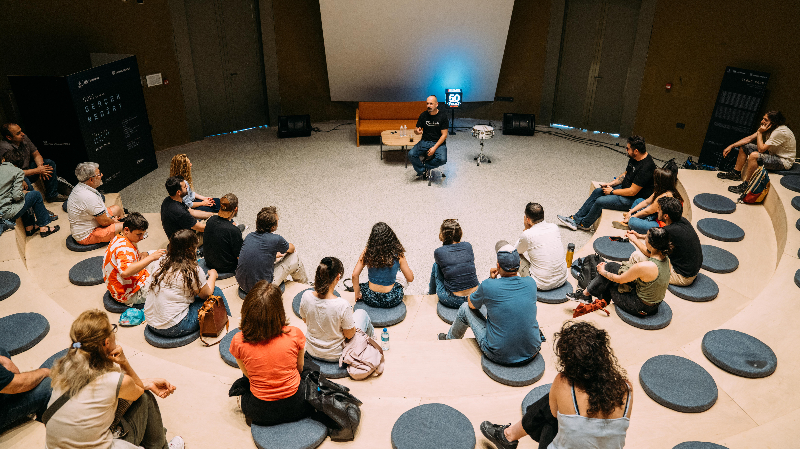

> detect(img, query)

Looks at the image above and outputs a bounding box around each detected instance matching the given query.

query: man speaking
[410,95,448,179]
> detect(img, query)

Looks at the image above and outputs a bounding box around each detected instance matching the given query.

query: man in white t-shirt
[718,111,796,194]
[67,162,124,245]
[514,202,568,291]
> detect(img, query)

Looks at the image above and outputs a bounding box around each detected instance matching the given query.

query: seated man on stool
[410,95,448,179]
[0,346,52,433]
[67,162,124,245]
[0,123,67,203]
[439,242,541,367]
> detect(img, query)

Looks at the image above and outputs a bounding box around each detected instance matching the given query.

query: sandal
[25,228,39,237]
[48,212,58,221]
[39,225,60,238]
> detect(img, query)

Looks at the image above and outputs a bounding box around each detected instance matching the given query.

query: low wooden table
[381,130,420,168]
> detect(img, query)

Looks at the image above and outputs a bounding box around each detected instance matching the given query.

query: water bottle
[403,125,407,136]
[380,328,390,351]
[566,243,575,268]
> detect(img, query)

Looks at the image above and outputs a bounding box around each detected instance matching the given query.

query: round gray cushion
[701,245,739,274]
[702,329,777,378]
[239,283,285,300]
[593,236,635,262]
[251,417,328,449]
[779,175,800,193]
[391,403,475,449]
[144,325,200,348]
[672,442,728,449]
[537,282,573,304]
[354,301,406,327]
[292,288,340,318]
[103,291,144,313]
[521,383,552,415]
[0,313,50,355]
[0,271,21,301]
[68,256,104,286]
[616,300,672,330]
[309,355,349,379]
[796,218,800,232]
[481,353,545,387]
[436,302,486,325]
[775,163,800,176]
[795,269,800,289]
[40,348,69,369]
[696,218,744,242]
[639,354,718,413]
[65,235,107,252]
[693,193,736,214]
[668,273,719,302]
[219,328,241,367]
[792,196,800,211]
[197,258,234,280]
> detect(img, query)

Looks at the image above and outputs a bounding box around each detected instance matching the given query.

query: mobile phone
[610,236,629,243]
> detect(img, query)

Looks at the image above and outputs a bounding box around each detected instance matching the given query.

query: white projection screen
[319,0,515,102]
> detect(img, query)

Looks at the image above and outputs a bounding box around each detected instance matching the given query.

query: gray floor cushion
[775,163,800,176]
[696,218,744,242]
[219,328,241,367]
[65,235,107,252]
[437,302,486,325]
[144,325,200,348]
[103,291,144,313]
[796,269,800,289]
[40,348,69,369]
[668,273,719,302]
[309,355,349,379]
[391,403,475,449]
[639,354,718,413]
[292,288,340,318]
[354,301,406,327]
[239,283,285,300]
[701,245,739,274]
[593,236,635,262]
[68,256,104,286]
[616,300,672,330]
[0,312,50,356]
[796,218,800,232]
[702,329,777,378]
[482,353,545,387]
[673,442,728,449]
[792,196,800,211]
[0,271,21,301]
[251,417,328,449]
[779,174,800,193]
[521,383,552,415]
[197,258,234,280]
[537,282,573,304]
[693,193,736,214]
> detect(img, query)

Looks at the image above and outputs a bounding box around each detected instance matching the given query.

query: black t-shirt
[160,197,197,240]
[203,215,243,274]
[416,110,449,142]
[620,154,657,200]
[664,217,703,277]
[0,360,14,392]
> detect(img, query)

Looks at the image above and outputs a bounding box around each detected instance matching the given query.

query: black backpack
[572,254,602,289]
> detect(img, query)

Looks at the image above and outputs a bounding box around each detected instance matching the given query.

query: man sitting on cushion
[203,193,246,274]
[67,162,124,245]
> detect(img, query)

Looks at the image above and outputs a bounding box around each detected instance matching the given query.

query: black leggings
[586,262,660,316]
[521,392,558,449]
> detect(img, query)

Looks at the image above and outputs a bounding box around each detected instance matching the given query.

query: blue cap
[496,244,520,272]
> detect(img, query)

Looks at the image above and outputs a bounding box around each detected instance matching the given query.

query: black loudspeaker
[503,113,535,136]
[277,115,312,138]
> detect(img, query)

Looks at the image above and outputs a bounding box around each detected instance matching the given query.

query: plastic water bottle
[381,328,390,351]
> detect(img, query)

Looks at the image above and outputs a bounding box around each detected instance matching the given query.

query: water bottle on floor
[381,328,390,351]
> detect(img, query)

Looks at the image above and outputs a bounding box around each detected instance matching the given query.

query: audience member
[558,135,656,231]
[144,230,229,338]
[615,167,682,234]
[352,222,414,309]
[103,213,166,306]
[514,203,568,291]
[169,154,219,218]
[0,347,52,433]
[203,194,245,274]
[480,321,631,449]
[569,227,672,318]
[46,309,183,449]
[236,206,308,294]
[409,95,448,179]
[0,149,59,238]
[67,162,124,245]
[161,176,205,240]
[429,219,479,308]
[0,123,67,202]
[438,242,541,366]
[627,197,701,286]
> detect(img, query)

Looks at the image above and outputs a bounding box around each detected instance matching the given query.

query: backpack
[340,329,385,380]
[662,158,679,174]
[737,165,770,204]
[571,253,602,289]
[301,370,363,442]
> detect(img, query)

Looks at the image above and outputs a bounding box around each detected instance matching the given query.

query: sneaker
[539,329,546,342]
[45,194,68,203]
[728,182,748,194]
[572,299,610,318]
[566,289,593,304]
[438,333,448,340]
[557,215,577,231]
[576,222,593,232]
[480,421,518,449]
[717,170,741,180]
[612,220,629,230]
[168,436,185,449]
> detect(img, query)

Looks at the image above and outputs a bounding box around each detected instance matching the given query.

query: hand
[599,182,609,187]
[625,230,637,239]
[758,123,771,134]
[22,182,29,192]
[415,127,423,135]
[489,267,498,279]
[207,268,218,280]
[36,164,53,178]
[143,378,176,398]
[722,146,732,157]
[275,252,285,262]
[201,198,214,207]
[427,147,436,157]
[602,185,613,195]
[146,249,166,262]
[597,262,607,275]
[355,290,362,301]
[109,345,130,367]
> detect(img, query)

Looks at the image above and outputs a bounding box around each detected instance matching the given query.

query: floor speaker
[277,115,312,138]
[503,113,535,136]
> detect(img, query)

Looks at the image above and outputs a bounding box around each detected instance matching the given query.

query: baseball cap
[496,243,520,272]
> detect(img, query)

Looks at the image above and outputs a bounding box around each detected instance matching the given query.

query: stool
[251,418,328,449]
[309,355,349,379]
[639,354,717,413]
[482,353,545,387]
[40,348,69,369]
[668,273,719,302]
[779,174,800,193]
[103,291,144,313]
[144,325,200,348]
[0,271,21,301]
[692,193,736,214]
[521,383,552,415]
[436,301,461,325]
[593,236,635,262]
[391,403,475,449]
[696,218,744,242]
[537,282,572,304]
[701,245,739,274]
[68,256,104,286]
[66,235,107,252]
[0,312,50,355]
[354,301,406,327]
[616,300,672,330]
[197,258,234,280]
[702,329,777,378]
[219,328,241,367]
[291,288,341,318]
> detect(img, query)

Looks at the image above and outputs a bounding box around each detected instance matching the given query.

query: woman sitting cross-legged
[300,257,374,361]
[144,229,230,338]
[568,227,672,318]
[46,309,184,449]
[616,167,682,234]
[169,153,220,218]
[352,222,414,309]
[429,219,479,308]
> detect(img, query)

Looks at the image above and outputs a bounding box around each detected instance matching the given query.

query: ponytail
[314,257,344,296]
[440,219,462,245]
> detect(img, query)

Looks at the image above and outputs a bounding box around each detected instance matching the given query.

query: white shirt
[46,372,122,449]
[144,257,207,329]
[765,125,796,169]
[67,182,108,241]
[299,289,356,361]
[515,221,568,290]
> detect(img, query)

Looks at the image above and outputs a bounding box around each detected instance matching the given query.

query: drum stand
[474,139,491,166]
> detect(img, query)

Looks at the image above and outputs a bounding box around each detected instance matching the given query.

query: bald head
[426,96,438,113]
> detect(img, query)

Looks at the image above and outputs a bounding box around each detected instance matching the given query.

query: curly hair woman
[169,154,220,216]
[619,167,683,234]
[428,219,479,309]
[352,222,414,308]
[480,320,632,449]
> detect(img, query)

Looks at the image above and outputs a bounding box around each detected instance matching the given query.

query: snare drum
[472,125,495,140]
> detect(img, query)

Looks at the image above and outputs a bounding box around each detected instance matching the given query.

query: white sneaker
[168,436,185,449]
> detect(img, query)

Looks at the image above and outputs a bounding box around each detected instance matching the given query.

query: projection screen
[319,0,515,102]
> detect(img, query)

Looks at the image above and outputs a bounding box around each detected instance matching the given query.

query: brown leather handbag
[198,294,229,346]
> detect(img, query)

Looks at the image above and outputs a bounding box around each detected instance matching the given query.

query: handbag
[197,294,229,346]
[301,370,362,442]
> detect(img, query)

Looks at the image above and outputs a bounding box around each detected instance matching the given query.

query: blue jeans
[24,159,59,199]
[573,186,635,227]
[627,198,659,234]
[150,286,231,338]
[409,141,447,175]
[428,263,467,309]
[10,190,52,228]
[0,347,52,433]
[445,302,491,352]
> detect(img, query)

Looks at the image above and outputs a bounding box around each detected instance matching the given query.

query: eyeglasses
[142,232,148,240]
[111,324,118,333]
